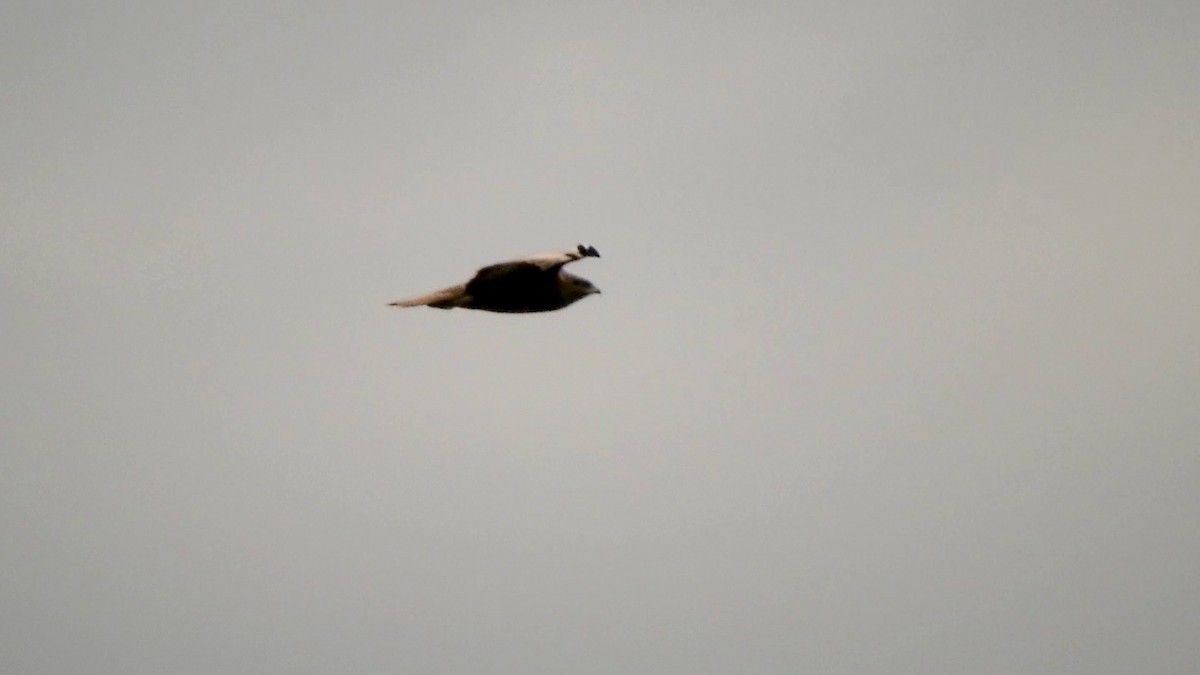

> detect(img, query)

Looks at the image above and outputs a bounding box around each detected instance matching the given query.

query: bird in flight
[389,244,602,313]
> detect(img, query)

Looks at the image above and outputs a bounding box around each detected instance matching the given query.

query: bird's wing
[390,245,600,311]
[517,244,601,271]
[388,284,468,309]
[466,245,598,296]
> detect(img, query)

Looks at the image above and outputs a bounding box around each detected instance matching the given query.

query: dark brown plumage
[389,245,602,313]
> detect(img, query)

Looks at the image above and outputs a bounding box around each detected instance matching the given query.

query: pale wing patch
[522,251,580,269]
[519,244,600,270]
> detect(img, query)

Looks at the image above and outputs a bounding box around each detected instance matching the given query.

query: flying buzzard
[389,244,601,313]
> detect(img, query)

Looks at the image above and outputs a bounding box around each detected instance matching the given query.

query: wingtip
[577,244,600,258]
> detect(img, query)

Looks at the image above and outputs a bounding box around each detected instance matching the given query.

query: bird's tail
[388,284,470,309]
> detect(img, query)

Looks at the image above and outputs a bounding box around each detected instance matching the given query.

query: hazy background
[3,2,1198,673]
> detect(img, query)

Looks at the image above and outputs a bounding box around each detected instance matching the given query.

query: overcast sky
[3,2,1198,673]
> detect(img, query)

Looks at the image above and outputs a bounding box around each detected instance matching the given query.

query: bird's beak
[590,287,602,295]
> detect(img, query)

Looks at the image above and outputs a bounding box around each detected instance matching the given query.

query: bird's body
[390,245,601,313]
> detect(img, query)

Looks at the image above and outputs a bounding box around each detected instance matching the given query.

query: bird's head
[562,274,601,303]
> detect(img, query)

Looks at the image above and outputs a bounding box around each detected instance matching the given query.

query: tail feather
[388,284,469,309]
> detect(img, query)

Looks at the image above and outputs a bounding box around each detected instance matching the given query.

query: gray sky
[3,2,1198,673]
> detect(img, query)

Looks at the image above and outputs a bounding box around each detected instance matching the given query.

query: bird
[389,244,602,313]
